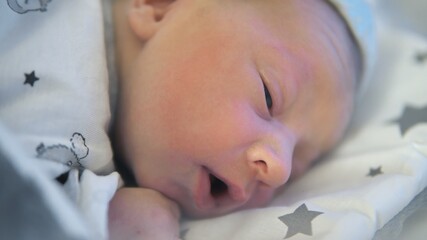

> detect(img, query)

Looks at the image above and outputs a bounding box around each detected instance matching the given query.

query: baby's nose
[246,143,291,188]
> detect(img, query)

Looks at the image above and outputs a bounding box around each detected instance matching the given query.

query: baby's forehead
[255,0,375,88]
[323,0,376,94]
[234,0,372,76]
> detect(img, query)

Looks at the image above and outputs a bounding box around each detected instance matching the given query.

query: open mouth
[209,173,229,198]
[193,168,249,214]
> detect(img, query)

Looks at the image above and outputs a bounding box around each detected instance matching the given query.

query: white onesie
[0,0,120,239]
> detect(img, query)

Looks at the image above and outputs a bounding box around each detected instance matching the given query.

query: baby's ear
[128,0,175,40]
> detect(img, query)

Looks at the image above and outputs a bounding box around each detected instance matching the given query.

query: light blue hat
[327,0,377,94]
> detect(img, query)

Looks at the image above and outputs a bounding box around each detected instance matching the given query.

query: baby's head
[113,0,373,218]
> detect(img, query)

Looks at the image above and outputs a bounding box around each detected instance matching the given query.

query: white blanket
[0,0,120,239]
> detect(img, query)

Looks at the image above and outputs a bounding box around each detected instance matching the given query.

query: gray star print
[392,105,427,136]
[367,166,383,177]
[24,70,39,87]
[415,51,427,63]
[279,204,323,239]
[180,229,189,240]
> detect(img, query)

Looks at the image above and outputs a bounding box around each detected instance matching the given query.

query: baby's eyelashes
[260,68,279,116]
[263,83,273,111]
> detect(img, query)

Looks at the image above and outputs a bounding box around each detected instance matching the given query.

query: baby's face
[116,0,357,218]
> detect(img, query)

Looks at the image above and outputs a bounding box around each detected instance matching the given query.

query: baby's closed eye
[263,83,273,111]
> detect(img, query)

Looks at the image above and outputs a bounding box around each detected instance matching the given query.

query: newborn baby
[108,0,375,239]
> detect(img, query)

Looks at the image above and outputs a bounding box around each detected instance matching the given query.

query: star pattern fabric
[367,166,383,177]
[415,51,427,63]
[180,228,189,240]
[24,70,40,87]
[392,105,427,136]
[279,204,323,239]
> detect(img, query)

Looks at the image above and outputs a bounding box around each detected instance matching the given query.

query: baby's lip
[193,167,249,214]
[193,167,215,211]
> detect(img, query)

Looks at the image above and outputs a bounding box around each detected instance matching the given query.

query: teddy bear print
[36,132,89,170]
[7,0,52,14]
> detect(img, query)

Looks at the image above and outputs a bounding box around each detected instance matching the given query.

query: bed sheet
[372,0,427,239]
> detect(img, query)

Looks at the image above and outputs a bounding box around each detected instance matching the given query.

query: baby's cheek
[174,103,258,156]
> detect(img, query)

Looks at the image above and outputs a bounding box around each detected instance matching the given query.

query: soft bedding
[1,0,427,240]
[0,0,120,239]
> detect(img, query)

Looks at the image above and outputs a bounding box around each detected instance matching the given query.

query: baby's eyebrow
[265,41,311,79]
[262,46,308,108]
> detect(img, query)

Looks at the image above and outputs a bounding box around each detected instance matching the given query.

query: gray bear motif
[7,0,52,14]
[36,132,89,170]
